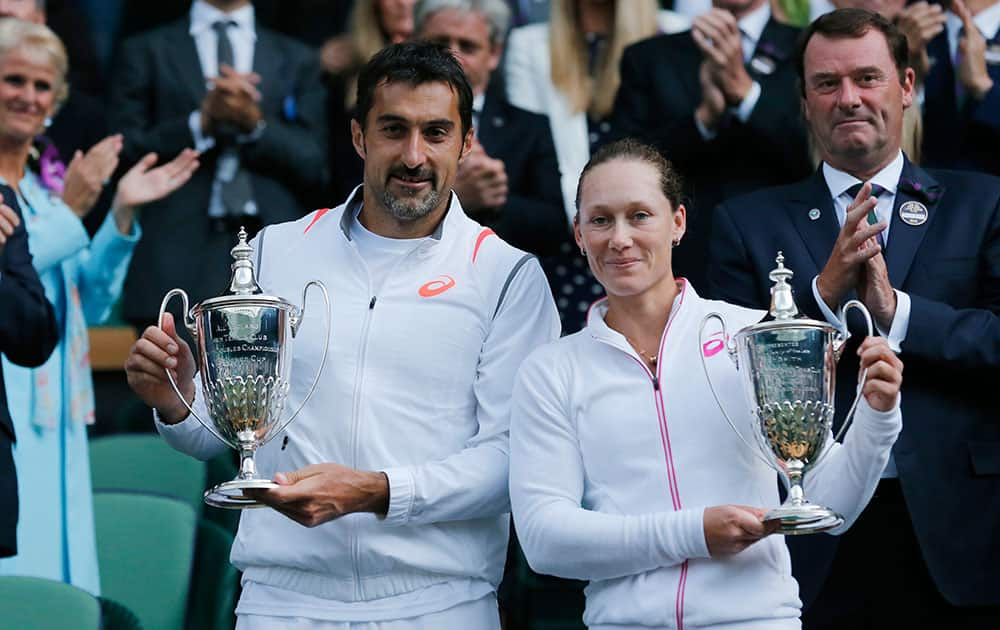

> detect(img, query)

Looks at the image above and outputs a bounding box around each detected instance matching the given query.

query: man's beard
[381,167,440,221]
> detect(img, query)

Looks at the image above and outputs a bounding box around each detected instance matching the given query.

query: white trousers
[235,593,501,630]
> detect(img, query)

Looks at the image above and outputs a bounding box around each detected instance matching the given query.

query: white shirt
[694,2,769,140]
[186,0,262,217]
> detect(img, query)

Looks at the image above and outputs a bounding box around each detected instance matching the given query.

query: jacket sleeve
[803,397,901,533]
[379,259,560,526]
[109,35,198,164]
[509,347,710,580]
[0,187,58,367]
[154,381,230,460]
[78,210,141,325]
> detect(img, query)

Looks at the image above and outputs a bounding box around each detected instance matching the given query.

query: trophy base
[204,479,279,509]
[765,504,844,535]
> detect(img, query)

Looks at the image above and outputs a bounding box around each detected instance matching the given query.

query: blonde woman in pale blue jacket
[0,19,199,594]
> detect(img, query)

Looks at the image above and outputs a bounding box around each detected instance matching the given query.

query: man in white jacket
[124,42,560,629]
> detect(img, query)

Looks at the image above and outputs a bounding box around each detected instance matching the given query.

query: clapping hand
[692,9,753,107]
[62,134,123,218]
[894,1,946,81]
[111,148,200,234]
[953,0,995,100]
[817,182,887,311]
[202,64,263,136]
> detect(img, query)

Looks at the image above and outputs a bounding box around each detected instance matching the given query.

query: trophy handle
[699,313,778,471]
[157,290,231,446]
[270,280,332,439]
[829,299,874,444]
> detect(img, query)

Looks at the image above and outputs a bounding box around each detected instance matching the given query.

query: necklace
[626,336,657,367]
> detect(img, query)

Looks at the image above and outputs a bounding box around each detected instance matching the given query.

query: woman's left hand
[111,149,200,234]
[857,337,903,412]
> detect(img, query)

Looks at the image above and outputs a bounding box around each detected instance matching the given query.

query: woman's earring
[672,238,681,248]
[580,247,587,257]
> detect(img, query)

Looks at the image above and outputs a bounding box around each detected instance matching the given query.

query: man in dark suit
[922,0,1000,175]
[612,0,812,289]
[0,188,59,558]
[709,9,1000,628]
[109,0,327,328]
[415,0,566,257]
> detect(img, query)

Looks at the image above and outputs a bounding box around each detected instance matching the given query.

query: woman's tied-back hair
[575,138,684,215]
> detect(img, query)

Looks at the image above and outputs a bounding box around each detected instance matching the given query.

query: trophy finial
[228,227,262,295]
[768,251,799,320]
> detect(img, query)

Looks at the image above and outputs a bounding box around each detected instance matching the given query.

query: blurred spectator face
[419,9,500,96]
[379,0,417,43]
[352,79,469,221]
[832,0,906,19]
[801,28,914,171]
[0,48,57,143]
[0,0,43,23]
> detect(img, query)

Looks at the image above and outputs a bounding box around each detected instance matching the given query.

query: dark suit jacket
[708,159,1000,608]
[474,78,567,257]
[613,18,812,290]
[109,18,328,324]
[922,29,1000,176]
[0,185,59,557]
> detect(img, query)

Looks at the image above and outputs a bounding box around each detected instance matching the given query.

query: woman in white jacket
[508,139,904,629]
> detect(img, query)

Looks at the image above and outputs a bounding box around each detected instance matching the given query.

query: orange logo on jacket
[419,275,456,297]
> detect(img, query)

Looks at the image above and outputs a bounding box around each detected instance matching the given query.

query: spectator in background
[0,4,117,235]
[505,0,687,332]
[0,19,199,594]
[0,190,58,563]
[922,0,999,175]
[709,10,1000,626]
[415,0,565,257]
[109,0,327,331]
[324,0,417,200]
[612,0,812,291]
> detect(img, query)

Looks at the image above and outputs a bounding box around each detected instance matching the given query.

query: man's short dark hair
[796,8,910,97]
[354,42,473,138]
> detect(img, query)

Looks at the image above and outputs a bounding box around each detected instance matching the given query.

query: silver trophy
[700,253,872,534]
[158,228,331,509]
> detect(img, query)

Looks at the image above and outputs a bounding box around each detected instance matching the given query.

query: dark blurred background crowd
[0,0,996,628]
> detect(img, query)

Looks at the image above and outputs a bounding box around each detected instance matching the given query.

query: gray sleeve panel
[493,253,537,320]
[254,226,268,274]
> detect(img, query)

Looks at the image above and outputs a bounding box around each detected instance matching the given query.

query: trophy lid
[736,251,838,337]
[196,227,296,313]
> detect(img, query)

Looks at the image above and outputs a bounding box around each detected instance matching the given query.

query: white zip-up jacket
[157,189,560,604]
[510,282,901,629]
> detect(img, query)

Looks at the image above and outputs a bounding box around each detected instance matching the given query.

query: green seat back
[187,518,238,630]
[0,576,101,629]
[94,491,197,630]
[90,434,207,512]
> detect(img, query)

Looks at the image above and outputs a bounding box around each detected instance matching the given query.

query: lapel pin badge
[808,208,821,221]
[750,55,777,76]
[899,200,928,226]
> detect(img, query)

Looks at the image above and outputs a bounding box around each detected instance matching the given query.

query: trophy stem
[238,447,258,480]
[766,459,844,534]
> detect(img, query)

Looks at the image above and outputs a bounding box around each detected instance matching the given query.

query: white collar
[947,1,1000,43]
[738,1,771,48]
[189,0,256,38]
[822,150,905,199]
[472,92,486,113]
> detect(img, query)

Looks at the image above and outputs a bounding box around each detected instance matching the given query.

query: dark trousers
[802,479,1000,630]
[0,431,18,557]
